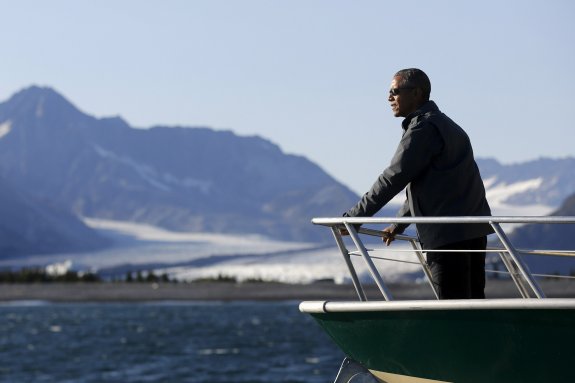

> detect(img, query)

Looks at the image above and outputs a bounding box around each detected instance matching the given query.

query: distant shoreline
[0,279,573,303]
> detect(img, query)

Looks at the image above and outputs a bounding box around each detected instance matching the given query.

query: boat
[299,216,575,383]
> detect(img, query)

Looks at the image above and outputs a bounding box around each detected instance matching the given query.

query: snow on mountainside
[476,157,575,213]
[0,217,421,284]
[483,176,554,216]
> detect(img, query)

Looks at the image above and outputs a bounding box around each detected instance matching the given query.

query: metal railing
[313,216,575,301]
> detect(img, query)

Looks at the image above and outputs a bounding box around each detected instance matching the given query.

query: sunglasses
[389,87,415,96]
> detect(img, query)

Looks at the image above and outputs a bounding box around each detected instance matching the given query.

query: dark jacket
[345,101,493,249]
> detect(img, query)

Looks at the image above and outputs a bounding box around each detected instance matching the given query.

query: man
[343,68,493,299]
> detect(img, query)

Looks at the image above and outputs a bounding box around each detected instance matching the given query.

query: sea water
[0,301,344,383]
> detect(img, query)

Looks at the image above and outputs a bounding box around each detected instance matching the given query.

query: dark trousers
[426,236,487,300]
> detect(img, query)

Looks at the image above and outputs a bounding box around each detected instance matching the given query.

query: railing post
[331,227,367,301]
[344,222,393,301]
[490,222,546,299]
[497,251,531,298]
[409,240,440,300]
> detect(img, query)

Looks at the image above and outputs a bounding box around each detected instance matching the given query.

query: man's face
[388,76,420,118]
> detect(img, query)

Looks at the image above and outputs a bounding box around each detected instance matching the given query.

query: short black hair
[394,68,431,101]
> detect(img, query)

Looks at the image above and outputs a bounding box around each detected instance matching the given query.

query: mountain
[476,157,575,215]
[510,193,575,249]
[502,193,575,275]
[0,86,359,244]
[0,177,109,257]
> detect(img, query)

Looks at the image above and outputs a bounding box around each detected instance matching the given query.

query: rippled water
[0,301,344,383]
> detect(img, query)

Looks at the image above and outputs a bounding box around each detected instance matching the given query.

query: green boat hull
[302,300,575,383]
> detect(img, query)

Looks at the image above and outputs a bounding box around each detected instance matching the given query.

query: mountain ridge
[0,86,359,247]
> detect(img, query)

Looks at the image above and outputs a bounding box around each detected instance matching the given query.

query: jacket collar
[401,100,440,131]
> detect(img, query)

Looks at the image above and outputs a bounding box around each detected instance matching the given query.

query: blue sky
[1,0,574,194]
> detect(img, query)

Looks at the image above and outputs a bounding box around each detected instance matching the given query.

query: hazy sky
[1,1,574,194]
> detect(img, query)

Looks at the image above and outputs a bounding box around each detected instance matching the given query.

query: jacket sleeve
[390,196,411,234]
[345,120,444,219]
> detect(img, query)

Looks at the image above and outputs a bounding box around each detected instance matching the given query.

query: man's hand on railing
[382,225,397,246]
[339,224,397,246]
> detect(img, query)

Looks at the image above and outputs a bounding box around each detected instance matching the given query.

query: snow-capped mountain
[477,157,575,216]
